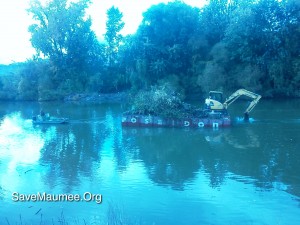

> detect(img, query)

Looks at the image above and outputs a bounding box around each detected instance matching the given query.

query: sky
[0,0,206,65]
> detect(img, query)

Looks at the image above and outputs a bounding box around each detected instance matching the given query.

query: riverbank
[63,92,129,103]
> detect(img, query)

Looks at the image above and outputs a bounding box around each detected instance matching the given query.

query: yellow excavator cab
[205,91,225,110]
[209,91,223,103]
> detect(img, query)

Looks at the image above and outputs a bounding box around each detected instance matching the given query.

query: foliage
[129,84,196,118]
[28,0,96,65]
[27,0,101,96]
[1,0,300,101]
[105,6,125,65]
[0,74,20,100]
[200,0,232,46]
[17,60,39,100]
[222,0,300,97]
[126,2,202,97]
[0,63,26,100]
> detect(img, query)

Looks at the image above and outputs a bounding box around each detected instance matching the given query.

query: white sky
[0,0,206,65]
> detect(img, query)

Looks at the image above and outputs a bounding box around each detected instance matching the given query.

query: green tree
[104,6,125,65]
[124,1,201,96]
[0,74,20,100]
[27,0,100,94]
[200,0,233,46]
[17,60,39,100]
[96,6,126,93]
[224,0,300,96]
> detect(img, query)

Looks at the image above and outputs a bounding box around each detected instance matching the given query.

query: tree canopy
[1,0,299,101]
[28,0,97,67]
[105,6,125,65]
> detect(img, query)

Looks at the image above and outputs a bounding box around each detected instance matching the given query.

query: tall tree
[224,0,300,96]
[200,0,232,46]
[104,6,125,65]
[27,0,100,93]
[28,0,98,70]
[129,1,201,94]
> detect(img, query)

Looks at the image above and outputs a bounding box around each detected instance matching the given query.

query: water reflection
[122,120,300,197]
[1,106,297,196]
[0,112,43,170]
[0,101,299,224]
[123,128,207,190]
[39,116,109,192]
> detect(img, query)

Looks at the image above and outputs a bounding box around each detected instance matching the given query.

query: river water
[0,100,299,225]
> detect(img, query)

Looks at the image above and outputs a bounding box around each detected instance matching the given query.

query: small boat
[32,115,69,125]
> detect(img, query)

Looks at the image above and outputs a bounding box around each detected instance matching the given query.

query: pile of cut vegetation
[127,84,204,119]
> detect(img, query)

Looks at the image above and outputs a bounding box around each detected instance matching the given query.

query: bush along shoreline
[64,92,128,103]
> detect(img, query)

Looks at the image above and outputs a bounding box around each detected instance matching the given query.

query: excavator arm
[223,89,261,120]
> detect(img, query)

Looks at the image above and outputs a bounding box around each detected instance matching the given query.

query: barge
[121,89,261,129]
[122,113,231,128]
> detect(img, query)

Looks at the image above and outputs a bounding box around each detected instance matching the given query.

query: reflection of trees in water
[121,128,247,190]
[209,125,300,197]
[40,125,103,191]
[39,106,117,192]
[28,101,300,198]
[204,159,228,189]
[2,102,299,198]
[106,112,133,171]
[123,125,300,198]
[260,128,300,197]
[122,128,208,190]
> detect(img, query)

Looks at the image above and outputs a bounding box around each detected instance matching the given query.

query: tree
[224,0,300,96]
[104,6,125,65]
[27,0,99,93]
[17,60,39,100]
[125,1,201,95]
[199,0,232,46]
[28,0,93,63]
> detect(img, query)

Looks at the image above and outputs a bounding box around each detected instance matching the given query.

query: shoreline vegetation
[64,92,128,103]
[0,0,299,104]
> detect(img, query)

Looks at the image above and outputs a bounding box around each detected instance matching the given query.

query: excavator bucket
[244,112,249,121]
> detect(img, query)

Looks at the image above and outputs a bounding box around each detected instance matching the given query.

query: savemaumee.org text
[12,192,102,204]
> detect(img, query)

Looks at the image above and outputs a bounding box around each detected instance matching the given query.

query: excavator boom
[204,89,261,121]
[223,89,261,120]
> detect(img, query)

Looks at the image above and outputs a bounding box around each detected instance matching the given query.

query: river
[0,100,299,225]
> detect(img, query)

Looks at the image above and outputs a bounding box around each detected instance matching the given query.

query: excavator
[205,89,261,121]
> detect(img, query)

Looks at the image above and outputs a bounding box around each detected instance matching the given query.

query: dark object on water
[35,208,42,215]
[24,169,33,174]
[244,112,249,121]
[40,110,45,117]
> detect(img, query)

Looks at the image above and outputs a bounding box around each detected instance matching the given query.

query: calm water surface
[0,100,300,224]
